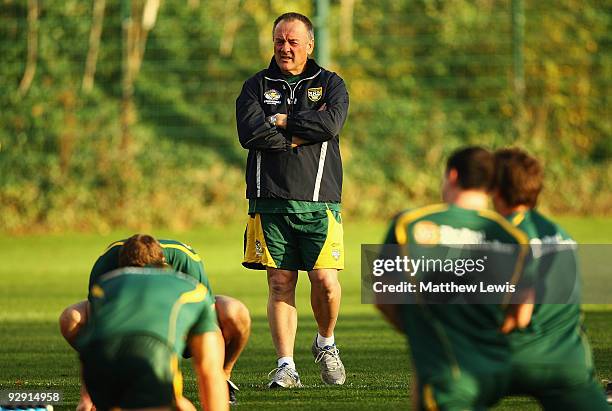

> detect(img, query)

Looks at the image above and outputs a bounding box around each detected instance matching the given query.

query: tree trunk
[243,0,272,63]
[219,0,242,57]
[339,0,355,55]
[121,0,160,150]
[82,0,106,92]
[18,0,39,97]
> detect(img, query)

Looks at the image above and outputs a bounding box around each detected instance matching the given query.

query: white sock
[277,356,295,369]
[317,333,335,348]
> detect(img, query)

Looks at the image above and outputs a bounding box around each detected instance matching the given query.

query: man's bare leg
[266,268,298,359]
[214,295,251,379]
[308,268,345,385]
[308,269,341,338]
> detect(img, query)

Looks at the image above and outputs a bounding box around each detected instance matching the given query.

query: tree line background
[1,0,610,233]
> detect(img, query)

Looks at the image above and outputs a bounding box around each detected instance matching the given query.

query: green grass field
[1,217,611,410]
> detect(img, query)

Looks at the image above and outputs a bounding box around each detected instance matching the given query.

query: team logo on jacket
[264,89,282,105]
[307,87,323,102]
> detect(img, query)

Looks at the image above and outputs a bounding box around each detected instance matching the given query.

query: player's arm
[501,288,535,334]
[189,331,229,411]
[236,77,291,152]
[285,74,349,144]
[76,363,96,411]
[375,304,405,333]
[375,215,407,333]
[500,237,535,334]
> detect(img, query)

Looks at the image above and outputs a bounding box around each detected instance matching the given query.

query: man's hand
[500,289,535,334]
[274,114,288,129]
[286,103,327,147]
[76,385,96,411]
[291,136,307,148]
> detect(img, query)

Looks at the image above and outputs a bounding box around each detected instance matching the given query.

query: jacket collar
[265,57,321,79]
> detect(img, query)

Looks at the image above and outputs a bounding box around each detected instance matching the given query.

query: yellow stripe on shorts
[313,209,345,270]
[243,214,278,268]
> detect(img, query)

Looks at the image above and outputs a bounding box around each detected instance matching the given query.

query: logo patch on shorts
[255,239,263,256]
[307,87,323,102]
[331,248,341,261]
[413,221,440,245]
[264,89,282,105]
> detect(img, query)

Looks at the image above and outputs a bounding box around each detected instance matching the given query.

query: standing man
[75,235,229,411]
[492,148,608,410]
[236,12,349,388]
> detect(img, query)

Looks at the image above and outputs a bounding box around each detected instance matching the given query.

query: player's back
[386,204,529,378]
[77,266,217,356]
[508,210,582,359]
[88,239,212,299]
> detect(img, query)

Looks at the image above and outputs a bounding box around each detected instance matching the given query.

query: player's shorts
[243,209,344,271]
[80,334,183,410]
[410,320,609,411]
[506,327,609,411]
[416,369,511,411]
[402,305,517,410]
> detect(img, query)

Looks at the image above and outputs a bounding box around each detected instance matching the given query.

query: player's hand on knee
[175,396,197,411]
[75,397,96,411]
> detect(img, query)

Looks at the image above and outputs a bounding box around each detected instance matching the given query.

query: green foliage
[0,0,609,233]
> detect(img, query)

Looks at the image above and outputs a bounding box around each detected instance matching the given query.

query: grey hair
[273,12,314,40]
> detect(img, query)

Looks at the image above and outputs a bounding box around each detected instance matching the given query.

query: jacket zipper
[265,70,322,115]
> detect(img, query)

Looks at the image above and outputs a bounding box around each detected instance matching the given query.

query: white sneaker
[268,363,303,388]
[311,338,346,385]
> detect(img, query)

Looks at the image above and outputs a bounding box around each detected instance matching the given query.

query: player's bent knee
[59,300,89,341]
[215,296,251,336]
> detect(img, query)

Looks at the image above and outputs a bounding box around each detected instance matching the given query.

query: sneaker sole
[269,381,303,389]
[323,380,346,385]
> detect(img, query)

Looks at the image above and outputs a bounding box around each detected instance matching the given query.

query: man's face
[273,19,314,75]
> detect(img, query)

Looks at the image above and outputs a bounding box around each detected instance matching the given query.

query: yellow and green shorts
[80,334,183,410]
[243,209,344,271]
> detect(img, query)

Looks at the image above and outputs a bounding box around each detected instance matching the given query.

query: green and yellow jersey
[384,204,529,381]
[383,205,608,409]
[507,209,585,361]
[88,239,212,301]
[77,267,218,356]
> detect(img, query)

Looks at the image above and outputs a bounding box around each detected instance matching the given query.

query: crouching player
[59,235,250,408]
[75,234,228,411]
[493,148,608,410]
[376,147,535,410]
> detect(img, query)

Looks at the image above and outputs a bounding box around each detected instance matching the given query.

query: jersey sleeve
[189,294,220,336]
[163,241,215,296]
[88,242,122,301]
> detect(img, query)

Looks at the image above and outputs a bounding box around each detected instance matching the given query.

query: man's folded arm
[286,76,349,143]
[236,79,290,151]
